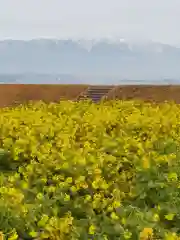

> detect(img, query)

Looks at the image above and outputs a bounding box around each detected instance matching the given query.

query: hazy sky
[0,0,180,46]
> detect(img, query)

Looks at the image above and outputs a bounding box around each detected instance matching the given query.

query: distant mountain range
[0,39,180,84]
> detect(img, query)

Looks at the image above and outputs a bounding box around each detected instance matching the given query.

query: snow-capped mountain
[0,39,180,82]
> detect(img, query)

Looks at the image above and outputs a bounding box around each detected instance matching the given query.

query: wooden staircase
[77,85,115,103]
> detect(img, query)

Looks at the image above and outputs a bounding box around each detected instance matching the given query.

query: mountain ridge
[0,39,180,82]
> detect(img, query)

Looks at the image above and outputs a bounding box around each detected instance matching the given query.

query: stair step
[91,98,101,102]
[88,93,107,96]
[87,89,110,92]
[88,89,113,92]
[78,98,89,100]
[77,85,115,102]
[91,96,101,98]
[89,86,114,89]
[88,90,112,93]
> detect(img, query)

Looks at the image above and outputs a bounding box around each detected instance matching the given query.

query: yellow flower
[153,213,160,222]
[88,224,96,235]
[0,232,4,240]
[66,177,73,183]
[165,213,175,221]
[121,217,126,225]
[112,200,121,208]
[8,231,18,240]
[140,228,153,239]
[110,212,119,220]
[142,157,150,169]
[64,194,70,202]
[94,168,102,175]
[165,232,180,240]
[168,172,178,182]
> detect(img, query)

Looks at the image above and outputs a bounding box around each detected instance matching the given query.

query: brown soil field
[0,84,88,107]
[1,84,180,108]
[107,85,180,103]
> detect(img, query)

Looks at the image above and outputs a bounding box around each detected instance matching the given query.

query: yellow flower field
[0,99,180,239]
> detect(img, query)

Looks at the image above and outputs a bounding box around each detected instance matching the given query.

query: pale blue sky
[0,0,180,46]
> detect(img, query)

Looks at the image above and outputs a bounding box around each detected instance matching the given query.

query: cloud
[0,0,180,45]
